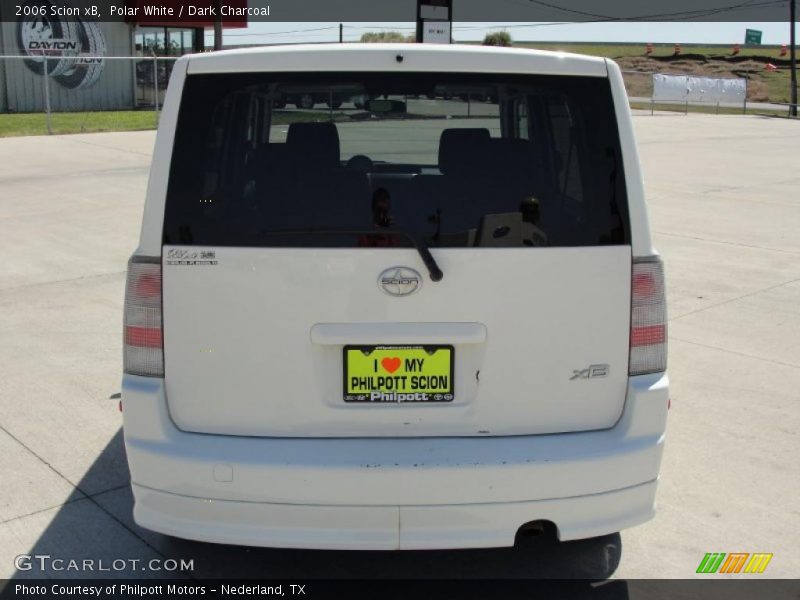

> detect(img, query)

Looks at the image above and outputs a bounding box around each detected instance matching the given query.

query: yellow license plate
[343,345,454,403]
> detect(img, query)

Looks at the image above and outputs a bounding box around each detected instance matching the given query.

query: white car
[122,43,668,550]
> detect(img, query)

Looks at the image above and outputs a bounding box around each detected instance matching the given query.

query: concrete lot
[0,114,798,580]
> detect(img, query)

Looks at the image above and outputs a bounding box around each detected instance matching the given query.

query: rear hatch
[160,70,632,437]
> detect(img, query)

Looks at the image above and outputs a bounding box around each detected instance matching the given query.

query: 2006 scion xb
[122,44,669,549]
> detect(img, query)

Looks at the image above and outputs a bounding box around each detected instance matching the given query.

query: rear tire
[514,525,622,580]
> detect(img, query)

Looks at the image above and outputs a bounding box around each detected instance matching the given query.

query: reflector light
[125,325,163,348]
[631,324,666,347]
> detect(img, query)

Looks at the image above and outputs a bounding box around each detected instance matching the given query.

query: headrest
[438,128,490,176]
[286,122,340,169]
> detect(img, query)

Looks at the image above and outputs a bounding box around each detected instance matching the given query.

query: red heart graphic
[381,357,401,374]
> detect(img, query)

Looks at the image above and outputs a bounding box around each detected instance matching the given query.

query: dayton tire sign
[16,0,106,89]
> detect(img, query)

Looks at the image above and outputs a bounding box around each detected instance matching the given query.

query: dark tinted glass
[163,72,628,248]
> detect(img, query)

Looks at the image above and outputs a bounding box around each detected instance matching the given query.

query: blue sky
[211,22,797,46]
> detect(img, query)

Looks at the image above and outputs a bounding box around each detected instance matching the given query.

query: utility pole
[213,0,223,51]
[791,0,797,117]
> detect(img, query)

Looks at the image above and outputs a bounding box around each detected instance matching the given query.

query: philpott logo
[16,0,106,89]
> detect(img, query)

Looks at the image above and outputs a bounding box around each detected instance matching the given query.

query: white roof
[186,43,609,78]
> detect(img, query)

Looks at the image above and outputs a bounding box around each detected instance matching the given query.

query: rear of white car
[122,44,668,549]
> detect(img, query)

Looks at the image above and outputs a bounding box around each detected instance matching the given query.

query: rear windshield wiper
[260,228,443,282]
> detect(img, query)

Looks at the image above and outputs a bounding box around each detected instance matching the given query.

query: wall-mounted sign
[16,0,106,89]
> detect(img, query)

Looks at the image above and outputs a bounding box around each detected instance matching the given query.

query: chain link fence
[0,54,179,134]
[621,68,798,116]
[621,69,750,115]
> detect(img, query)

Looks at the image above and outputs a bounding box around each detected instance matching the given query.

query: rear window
[163,72,628,248]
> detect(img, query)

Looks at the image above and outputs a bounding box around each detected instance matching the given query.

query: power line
[452,22,575,30]
[518,0,787,21]
[343,25,416,31]
[222,26,339,37]
[215,5,792,43]
[446,0,786,31]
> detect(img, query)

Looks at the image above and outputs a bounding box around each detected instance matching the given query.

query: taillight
[629,257,667,376]
[124,257,163,377]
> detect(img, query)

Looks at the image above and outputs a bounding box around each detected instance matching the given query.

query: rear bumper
[122,372,668,549]
[133,480,657,550]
